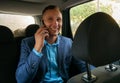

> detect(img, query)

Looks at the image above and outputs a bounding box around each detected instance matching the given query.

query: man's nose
[53,20,58,26]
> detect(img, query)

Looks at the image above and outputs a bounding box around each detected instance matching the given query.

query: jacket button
[31,63,35,69]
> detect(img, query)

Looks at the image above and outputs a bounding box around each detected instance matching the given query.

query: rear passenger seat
[0,25,18,83]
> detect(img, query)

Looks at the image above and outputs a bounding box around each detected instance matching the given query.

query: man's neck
[46,35,57,44]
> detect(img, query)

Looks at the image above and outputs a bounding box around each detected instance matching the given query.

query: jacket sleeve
[15,39,42,83]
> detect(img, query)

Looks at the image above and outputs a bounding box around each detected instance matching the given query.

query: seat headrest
[72,12,120,67]
[0,25,14,43]
[25,24,39,37]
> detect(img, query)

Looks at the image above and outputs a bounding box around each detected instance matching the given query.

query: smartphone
[42,20,49,38]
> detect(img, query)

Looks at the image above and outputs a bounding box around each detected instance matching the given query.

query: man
[16,5,94,83]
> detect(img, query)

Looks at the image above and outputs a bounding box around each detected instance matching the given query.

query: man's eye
[57,18,61,21]
[48,18,53,21]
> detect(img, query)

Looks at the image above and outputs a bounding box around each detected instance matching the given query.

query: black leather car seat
[67,12,120,83]
[72,12,120,67]
[0,25,18,83]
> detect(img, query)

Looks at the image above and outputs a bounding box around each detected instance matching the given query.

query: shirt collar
[44,35,59,46]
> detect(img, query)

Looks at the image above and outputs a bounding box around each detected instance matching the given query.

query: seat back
[15,36,25,57]
[25,24,39,37]
[0,25,17,83]
[72,12,120,67]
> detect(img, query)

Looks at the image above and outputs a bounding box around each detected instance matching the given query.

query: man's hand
[34,26,49,52]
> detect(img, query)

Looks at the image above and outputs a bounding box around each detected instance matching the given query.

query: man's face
[42,8,62,36]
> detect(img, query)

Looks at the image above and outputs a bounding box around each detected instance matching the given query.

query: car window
[70,0,120,37]
[0,14,35,36]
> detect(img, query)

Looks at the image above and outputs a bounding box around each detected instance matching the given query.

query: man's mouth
[49,27,58,31]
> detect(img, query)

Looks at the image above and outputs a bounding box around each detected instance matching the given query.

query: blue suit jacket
[16,35,93,83]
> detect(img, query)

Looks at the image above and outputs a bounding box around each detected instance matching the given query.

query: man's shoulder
[21,36,35,45]
[22,36,34,41]
[59,35,72,41]
[58,35,73,44]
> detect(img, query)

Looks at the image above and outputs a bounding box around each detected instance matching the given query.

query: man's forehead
[43,9,62,18]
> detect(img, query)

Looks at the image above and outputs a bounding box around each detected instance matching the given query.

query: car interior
[0,0,120,83]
